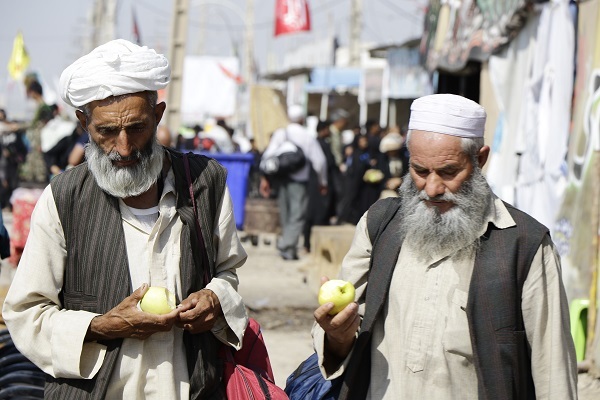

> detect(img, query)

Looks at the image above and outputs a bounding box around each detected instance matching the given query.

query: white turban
[59,39,170,108]
[408,94,486,138]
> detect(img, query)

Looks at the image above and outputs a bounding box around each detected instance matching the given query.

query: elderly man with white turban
[308,94,577,399]
[3,39,248,399]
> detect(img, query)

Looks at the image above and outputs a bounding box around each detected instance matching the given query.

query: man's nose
[115,130,134,157]
[425,173,445,198]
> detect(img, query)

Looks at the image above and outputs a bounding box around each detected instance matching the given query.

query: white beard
[398,168,493,258]
[85,136,164,199]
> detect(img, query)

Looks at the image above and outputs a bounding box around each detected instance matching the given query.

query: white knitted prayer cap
[408,94,486,138]
[287,104,305,122]
[59,39,170,108]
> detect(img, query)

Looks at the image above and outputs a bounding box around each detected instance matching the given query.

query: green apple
[318,279,356,315]
[139,286,176,315]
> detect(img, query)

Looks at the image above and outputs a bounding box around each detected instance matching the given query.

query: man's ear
[154,102,167,126]
[478,145,490,168]
[75,110,87,131]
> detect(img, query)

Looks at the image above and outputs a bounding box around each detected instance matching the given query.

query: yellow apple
[139,286,176,315]
[318,279,356,315]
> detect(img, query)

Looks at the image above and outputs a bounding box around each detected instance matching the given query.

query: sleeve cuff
[52,311,107,378]
[206,278,248,350]
[312,324,353,380]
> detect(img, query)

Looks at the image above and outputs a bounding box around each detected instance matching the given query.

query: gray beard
[397,168,493,258]
[85,136,164,199]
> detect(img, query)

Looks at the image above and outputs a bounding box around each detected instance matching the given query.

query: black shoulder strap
[339,197,402,400]
[362,196,402,331]
[366,197,399,246]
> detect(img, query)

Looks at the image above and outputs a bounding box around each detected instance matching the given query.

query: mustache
[90,139,154,164]
[106,149,142,163]
[417,190,458,203]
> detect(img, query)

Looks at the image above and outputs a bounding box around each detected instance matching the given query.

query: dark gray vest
[340,197,547,400]
[47,148,228,400]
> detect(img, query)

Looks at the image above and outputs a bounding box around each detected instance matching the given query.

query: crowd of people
[0,78,90,207]
[257,104,411,260]
[0,38,578,399]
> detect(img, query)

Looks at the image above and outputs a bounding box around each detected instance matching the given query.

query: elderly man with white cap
[3,39,248,399]
[309,94,577,399]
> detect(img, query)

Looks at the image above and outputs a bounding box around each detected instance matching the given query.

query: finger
[320,276,330,286]
[330,303,359,331]
[179,302,211,323]
[132,284,149,301]
[178,293,201,311]
[314,303,335,323]
[162,306,181,320]
[182,318,214,334]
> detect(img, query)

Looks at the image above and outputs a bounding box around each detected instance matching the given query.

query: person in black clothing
[0,109,28,209]
[303,120,336,252]
[43,122,86,177]
[338,134,385,225]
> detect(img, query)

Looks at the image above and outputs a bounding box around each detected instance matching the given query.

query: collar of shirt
[119,167,177,235]
[484,195,516,233]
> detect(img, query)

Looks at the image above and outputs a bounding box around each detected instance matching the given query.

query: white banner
[180,56,240,124]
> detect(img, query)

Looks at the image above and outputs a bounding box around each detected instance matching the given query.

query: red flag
[274,0,311,37]
[132,7,142,45]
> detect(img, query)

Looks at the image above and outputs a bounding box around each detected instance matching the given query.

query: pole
[380,61,390,127]
[165,0,190,136]
[244,0,255,85]
[349,0,363,67]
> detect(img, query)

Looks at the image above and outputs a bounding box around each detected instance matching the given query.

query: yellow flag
[7,32,30,81]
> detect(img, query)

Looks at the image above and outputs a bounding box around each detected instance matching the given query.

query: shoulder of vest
[50,162,91,194]
[166,148,227,180]
[501,200,549,235]
[366,196,402,244]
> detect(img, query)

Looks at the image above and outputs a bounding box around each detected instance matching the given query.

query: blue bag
[284,352,343,400]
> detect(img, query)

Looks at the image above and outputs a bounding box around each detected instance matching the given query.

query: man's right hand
[85,284,180,342]
[314,277,360,361]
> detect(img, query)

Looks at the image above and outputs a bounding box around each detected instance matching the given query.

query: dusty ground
[236,234,320,387]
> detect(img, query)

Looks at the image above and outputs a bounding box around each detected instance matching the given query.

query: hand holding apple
[318,279,356,315]
[85,284,180,342]
[139,286,176,315]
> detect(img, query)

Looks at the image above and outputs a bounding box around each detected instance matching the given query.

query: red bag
[220,318,288,399]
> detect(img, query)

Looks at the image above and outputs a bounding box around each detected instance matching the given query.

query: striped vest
[340,197,547,400]
[47,148,228,400]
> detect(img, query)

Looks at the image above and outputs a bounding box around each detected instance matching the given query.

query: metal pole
[244,0,255,85]
[165,0,190,136]
[349,0,363,66]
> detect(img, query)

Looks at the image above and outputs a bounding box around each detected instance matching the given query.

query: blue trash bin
[194,152,254,230]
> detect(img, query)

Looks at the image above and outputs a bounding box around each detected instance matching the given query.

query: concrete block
[303,225,356,294]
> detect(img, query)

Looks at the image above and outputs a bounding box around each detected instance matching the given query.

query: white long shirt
[3,166,248,399]
[313,196,578,399]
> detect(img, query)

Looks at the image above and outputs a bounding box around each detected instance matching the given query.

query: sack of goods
[260,140,306,177]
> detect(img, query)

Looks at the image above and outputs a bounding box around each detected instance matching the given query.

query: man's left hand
[176,289,222,334]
